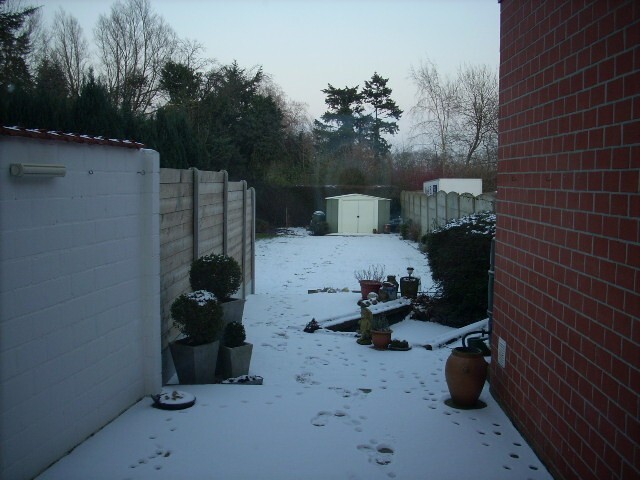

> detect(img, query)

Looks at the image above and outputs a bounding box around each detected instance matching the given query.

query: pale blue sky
[40,0,500,146]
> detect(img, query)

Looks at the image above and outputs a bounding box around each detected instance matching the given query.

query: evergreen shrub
[400,219,421,241]
[223,321,247,348]
[256,218,271,234]
[190,254,242,301]
[423,212,495,327]
[170,290,223,345]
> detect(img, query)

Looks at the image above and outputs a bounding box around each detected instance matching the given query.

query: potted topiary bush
[169,290,224,384]
[219,321,253,379]
[190,253,245,326]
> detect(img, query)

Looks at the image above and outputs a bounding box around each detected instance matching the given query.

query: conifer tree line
[0,0,498,191]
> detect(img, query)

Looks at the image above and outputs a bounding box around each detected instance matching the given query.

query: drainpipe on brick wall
[487,237,495,337]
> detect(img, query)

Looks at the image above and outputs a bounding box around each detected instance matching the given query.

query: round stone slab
[150,389,196,410]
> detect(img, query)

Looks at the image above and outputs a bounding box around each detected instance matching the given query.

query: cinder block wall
[0,137,161,480]
[492,1,639,479]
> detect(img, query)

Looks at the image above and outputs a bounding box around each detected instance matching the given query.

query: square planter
[219,342,253,379]
[169,339,220,384]
[221,297,246,326]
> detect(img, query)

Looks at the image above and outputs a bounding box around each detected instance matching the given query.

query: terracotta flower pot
[371,330,392,350]
[359,280,382,300]
[444,347,488,408]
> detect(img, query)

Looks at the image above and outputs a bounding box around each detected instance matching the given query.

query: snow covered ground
[38,230,552,480]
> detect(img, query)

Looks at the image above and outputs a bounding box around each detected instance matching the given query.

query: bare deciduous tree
[50,8,89,97]
[260,74,312,134]
[94,0,177,113]
[174,38,213,74]
[410,59,498,170]
[410,59,459,169]
[454,64,498,166]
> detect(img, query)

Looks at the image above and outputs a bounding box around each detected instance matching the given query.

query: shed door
[340,200,375,233]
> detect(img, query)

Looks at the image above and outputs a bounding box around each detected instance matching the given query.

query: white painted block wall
[0,137,161,480]
[423,178,483,196]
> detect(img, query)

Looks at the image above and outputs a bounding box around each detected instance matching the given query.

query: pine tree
[0,0,39,89]
[361,72,402,159]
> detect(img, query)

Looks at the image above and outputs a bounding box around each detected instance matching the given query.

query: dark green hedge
[254,184,401,228]
[423,212,495,327]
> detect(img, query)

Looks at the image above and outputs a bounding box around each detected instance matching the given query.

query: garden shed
[325,194,390,234]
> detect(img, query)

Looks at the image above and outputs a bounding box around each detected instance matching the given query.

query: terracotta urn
[444,347,488,408]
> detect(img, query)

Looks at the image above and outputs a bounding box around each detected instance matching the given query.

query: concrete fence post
[241,180,248,300]
[222,170,229,256]
[192,167,200,260]
[250,187,256,295]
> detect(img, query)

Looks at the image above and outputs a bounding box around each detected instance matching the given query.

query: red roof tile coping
[1,126,145,149]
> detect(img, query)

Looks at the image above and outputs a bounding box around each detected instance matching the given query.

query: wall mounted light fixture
[9,163,66,177]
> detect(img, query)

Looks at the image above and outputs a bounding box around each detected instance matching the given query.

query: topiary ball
[223,321,246,348]
[190,254,242,301]
[170,290,223,345]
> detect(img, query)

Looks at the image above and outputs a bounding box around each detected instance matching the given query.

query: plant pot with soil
[190,254,245,326]
[219,321,253,379]
[354,264,385,300]
[169,290,224,384]
[370,315,392,350]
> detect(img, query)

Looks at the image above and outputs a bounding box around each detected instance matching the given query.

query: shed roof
[325,193,390,201]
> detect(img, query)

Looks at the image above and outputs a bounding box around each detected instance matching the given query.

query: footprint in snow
[357,443,395,466]
[311,410,360,428]
[304,356,330,367]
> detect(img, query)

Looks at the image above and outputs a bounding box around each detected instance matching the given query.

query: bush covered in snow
[171,290,223,345]
[422,212,495,327]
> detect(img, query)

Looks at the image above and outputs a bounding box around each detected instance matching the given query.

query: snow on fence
[159,168,255,382]
[401,190,496,236]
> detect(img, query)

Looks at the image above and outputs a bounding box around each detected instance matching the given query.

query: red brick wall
[492,1,639,479]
